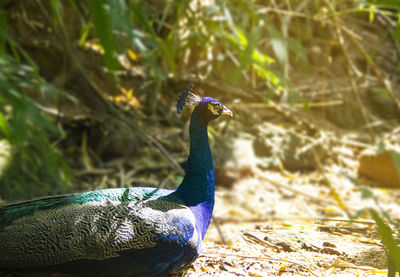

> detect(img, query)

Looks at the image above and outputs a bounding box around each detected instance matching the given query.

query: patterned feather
[0,87,232,277]
[1,188,199,276]
[176,83,202,113]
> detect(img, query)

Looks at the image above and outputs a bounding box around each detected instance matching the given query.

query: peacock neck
[175,110,215,240]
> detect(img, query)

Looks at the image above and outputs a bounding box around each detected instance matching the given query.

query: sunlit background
[0,0,399,275]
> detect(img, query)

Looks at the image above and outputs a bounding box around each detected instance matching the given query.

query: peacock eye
[215,103,223,112]
[208,102,221,115]
[211,102,222,110]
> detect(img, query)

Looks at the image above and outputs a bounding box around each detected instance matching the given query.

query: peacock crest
[176,83,202,113]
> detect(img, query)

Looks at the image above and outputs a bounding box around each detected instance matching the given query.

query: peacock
[0,84,233,277]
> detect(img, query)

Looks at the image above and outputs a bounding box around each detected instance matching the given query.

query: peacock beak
[221,105,233,117]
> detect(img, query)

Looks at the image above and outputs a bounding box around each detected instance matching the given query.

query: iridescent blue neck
[175,109,215,240]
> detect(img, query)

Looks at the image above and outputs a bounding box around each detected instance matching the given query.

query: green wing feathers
[0,187,198,269]
[0,188,166,229]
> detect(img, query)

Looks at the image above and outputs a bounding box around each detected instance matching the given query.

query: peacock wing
[0,187,199,272]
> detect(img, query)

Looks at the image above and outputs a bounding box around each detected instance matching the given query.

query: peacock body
[0,85,232,277]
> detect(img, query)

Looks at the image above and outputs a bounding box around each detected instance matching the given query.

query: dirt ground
[183,134,400,276]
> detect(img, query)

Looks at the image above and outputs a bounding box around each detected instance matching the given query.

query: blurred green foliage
[83,0,281,88]
[0,56,71,201]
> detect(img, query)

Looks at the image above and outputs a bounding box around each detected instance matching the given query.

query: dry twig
[242,232,283,251]
[200,252,320,277]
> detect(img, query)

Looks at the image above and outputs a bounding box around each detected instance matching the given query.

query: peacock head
[177,83,233,123]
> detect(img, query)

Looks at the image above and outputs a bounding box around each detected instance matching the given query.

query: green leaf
[234,26,248,47]
[370,209,400,271]
[130,2,157,39]
[252,49,275,64]
[289,90,302,105]
[394,23,400,42]
[389,150,400,188]
[0,31,39,73]
[222,5,235,34]
[302,99,310,113]
[267,25,287,65]
[369,5,376,23]
[287,36,308,65]
[0,10,6,58]
[253,63,280,86]
[377,139,386,154]
[263,89,275,103]
[0,112,11,138]
[157,1,174,34]
[271,38,287,65]
[366,0,400,9]
[361,187,373,199]
[0,139,12,179]
[79,23,92,46]
[89,0,119,70]
[50,0,63,26]
[340,172,367,188]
